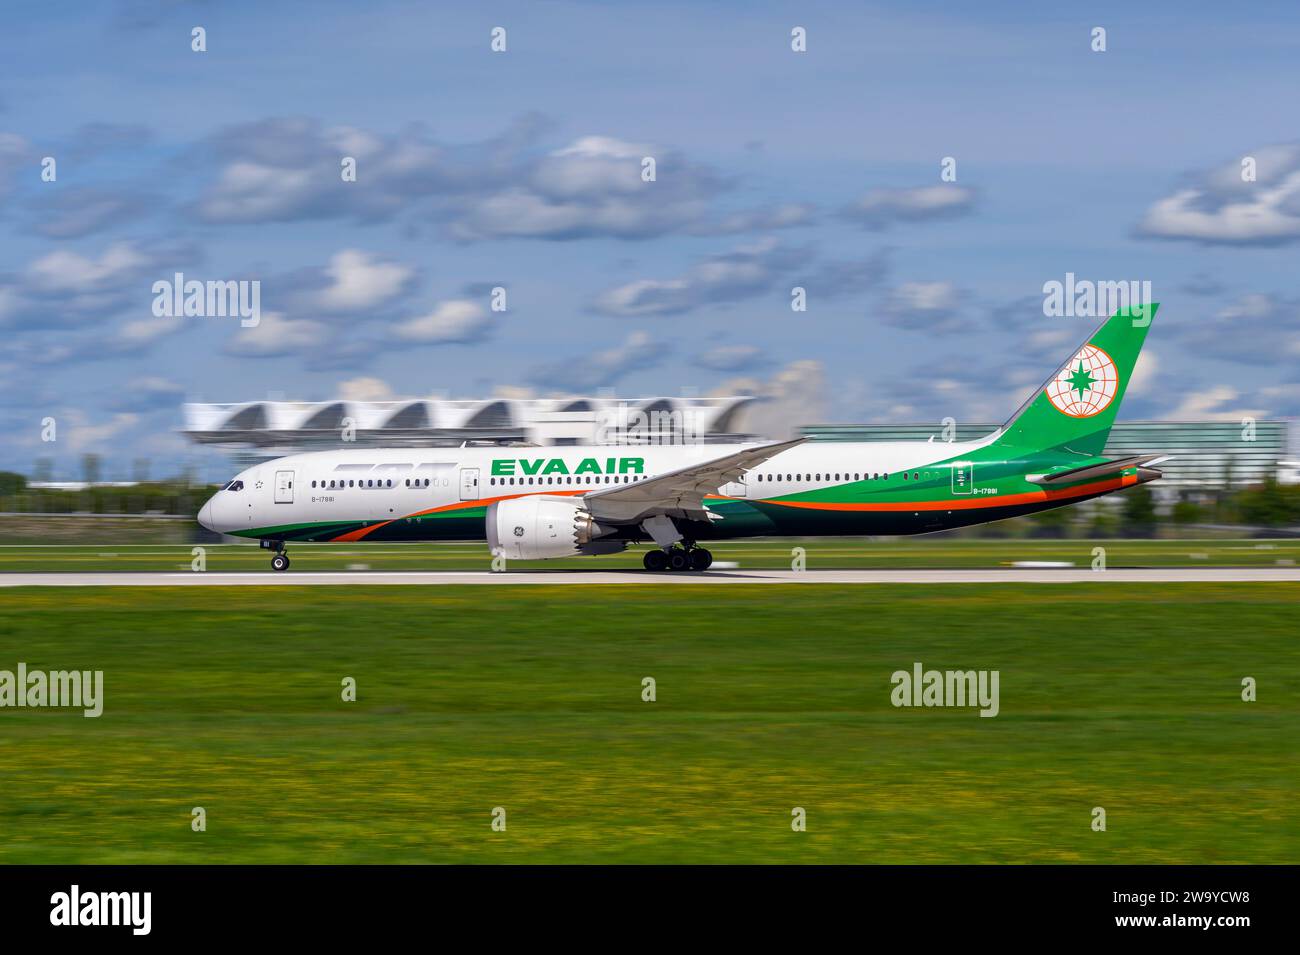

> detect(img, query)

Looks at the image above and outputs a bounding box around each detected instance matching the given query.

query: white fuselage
[198,436,1000,540]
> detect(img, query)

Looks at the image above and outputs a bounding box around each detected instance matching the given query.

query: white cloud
[450,134,725,241]
[1137,143,1300,245]
[592,238,810,317]
[117,315,182,348]
[713,360,826,440]
[392,300,492,344]
[110,377,186,412]
[314,250,415,313]
[1164,384,1268,421]
[695,344,767,372]
[881,281,965,332]
[493,384,535,400]
[696,203,814,235]
[529,331,666,391]
[24,242,151,295]
[0,132,31,198]
[337,376,396,402]
[1180,294,1300,364]
[224,311,326,357]
[199,161,322,223]
[1128,350,1158,396]
[62,411,141,453]
[842,185,975,229]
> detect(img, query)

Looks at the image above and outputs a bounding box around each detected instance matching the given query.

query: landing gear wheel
[643,549,668,572]
[689,548,713,571]
[271,553,290,572]
[668,549,690,572]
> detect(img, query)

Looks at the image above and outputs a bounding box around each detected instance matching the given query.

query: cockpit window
[223,480,245,492]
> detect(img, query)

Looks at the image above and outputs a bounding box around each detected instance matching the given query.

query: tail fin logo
[1044,345,1119,418]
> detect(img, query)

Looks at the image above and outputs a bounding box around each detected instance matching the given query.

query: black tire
[689,548,713,571]
[668,550,690,572]
[271,554,290,572]
[643,549,668,572]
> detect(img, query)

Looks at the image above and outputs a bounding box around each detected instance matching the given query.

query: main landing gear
[642,543,712,572]
[262,539,291,572]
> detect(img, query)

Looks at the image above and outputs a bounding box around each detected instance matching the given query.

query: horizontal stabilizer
[1027,454,1169,486]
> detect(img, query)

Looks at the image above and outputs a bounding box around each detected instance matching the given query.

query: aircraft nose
[197,499,214,531]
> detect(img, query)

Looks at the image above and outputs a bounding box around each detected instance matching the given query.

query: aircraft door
[459,467,480,501]
[951,462,973,495]
[274,469,295,503]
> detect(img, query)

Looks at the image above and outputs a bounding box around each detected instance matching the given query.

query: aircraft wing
[582,437,806,524]
[1027,453,1169,486]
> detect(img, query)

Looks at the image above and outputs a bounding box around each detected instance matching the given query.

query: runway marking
[1,569,1299,587]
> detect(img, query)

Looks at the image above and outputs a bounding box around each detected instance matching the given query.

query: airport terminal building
[182,396,760,471]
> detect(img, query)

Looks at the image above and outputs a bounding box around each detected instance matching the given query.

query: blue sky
[2,0,1299,479]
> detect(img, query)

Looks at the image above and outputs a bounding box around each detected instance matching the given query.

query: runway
[2,568,1299,586]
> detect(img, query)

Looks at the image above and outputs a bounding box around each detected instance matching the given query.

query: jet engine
[486,496,622,560]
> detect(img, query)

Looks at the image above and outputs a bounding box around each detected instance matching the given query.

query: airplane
[198,303,1165,572]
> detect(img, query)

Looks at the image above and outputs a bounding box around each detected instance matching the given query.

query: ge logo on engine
[513,526,525,537]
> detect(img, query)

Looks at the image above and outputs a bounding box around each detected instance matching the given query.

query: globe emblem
[1044,344,1119,417]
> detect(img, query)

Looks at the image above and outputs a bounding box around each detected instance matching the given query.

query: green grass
[0,584,1296,863]
[1,536,1298,572]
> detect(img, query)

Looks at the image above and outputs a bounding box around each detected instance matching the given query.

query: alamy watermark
[152,272,261,327]
[890,661,999,717]
[1042,272,1152,319]
[0,662,103,717]
[594,402,705,446]
[50,885,150,935]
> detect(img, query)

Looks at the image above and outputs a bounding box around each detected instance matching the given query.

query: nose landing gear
[261,539,291,572]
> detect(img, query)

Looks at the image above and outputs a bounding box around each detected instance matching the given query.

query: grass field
[0,536,1298,573]
[0,583,1296,863]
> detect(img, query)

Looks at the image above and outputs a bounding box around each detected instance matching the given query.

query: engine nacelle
[487,496,619,560]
